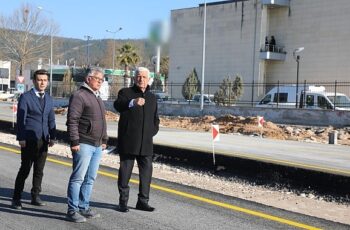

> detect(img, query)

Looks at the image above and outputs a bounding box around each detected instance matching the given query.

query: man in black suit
[114,67,159,212]
[11,69,56,209]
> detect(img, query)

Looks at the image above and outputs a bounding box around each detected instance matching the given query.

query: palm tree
[116,43,140,87]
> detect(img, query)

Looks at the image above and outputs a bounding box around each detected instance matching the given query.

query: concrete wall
[53,98,350,127]
[266,0,350,85]
[169,1,259,100]
[169,0,350,102]
[157,103,350,127]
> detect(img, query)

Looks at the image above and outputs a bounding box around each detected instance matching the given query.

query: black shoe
[11,200,22,210]
[118,204,129,213]
[136,201,155,212]
[31,196,46,206]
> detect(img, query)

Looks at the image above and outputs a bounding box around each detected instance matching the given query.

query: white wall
[0,61,11,91]
[170,0,350,102]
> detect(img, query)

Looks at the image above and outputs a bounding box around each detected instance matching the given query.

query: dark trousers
[118,155,153,205]
[13,139,48,200]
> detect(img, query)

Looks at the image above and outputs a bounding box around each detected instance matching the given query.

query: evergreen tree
[233,74,243,101]
[151,74,163,92]
[214,74,243,106]
[182,68,201,100]
[214,76,234,106]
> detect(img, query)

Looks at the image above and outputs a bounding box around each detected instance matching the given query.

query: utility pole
[200,1,207,111]
[106,27,122,70]
[38,6,54,96]
[293,47,304,108]
[84,35,92,66]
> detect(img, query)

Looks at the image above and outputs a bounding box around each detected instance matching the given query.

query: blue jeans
[67,143,102,212]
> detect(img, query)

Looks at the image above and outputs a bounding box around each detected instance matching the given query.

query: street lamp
[38,6,53,96]
[200,0,207,111]
[84,35,92,66]
[293,47,304,108]
[106,27,122,70]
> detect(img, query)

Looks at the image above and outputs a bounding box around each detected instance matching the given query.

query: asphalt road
[1,101,350,177]
[0,145,348,230]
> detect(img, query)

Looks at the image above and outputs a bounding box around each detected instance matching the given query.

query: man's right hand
[71,145,80,153]
[134,97,145,106]
[19,141,26,148]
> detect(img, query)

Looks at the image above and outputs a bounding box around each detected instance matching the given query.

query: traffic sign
[17,76,24,83]
[12,103,17,114]
[258,116,265,127]
[212,124,220,142]
[17,84,25,93]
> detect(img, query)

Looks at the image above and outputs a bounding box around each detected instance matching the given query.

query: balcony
[261,0,290,7]
[260,44,287,61]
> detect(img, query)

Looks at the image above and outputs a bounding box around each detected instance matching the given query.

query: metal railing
[50,80,350,109]
[260,44,286,54]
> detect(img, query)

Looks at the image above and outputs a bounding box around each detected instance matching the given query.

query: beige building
[0,60,11,92]
[169,0,350,102]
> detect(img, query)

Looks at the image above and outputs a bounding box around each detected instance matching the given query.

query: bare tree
[0,3,59,75]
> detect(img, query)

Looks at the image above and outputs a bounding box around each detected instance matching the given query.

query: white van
[256,85,350,110]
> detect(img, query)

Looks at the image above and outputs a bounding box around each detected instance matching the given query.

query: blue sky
[0,0,216,40]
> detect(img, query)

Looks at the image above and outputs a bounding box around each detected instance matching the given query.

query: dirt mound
[159,114,350,146]
[54,108,350,146]
[105,110,118,121]
[54,108,119,121]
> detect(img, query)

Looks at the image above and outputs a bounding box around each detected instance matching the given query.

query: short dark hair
[33,69,49,80]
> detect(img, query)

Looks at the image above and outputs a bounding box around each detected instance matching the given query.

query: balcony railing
[259,44,287,61]
[261,0,290,7]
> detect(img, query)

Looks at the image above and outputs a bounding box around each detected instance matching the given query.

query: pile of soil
[54,108,350,146]
[160,114,350,146]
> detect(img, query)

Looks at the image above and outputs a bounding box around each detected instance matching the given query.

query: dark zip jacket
[67,85,108,147]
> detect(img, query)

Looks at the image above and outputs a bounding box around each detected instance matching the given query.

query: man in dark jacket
[114,67,159,212]
[12,69,56,209]
[66,67,108,223]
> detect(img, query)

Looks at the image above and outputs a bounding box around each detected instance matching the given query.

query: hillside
[52,36,167,69]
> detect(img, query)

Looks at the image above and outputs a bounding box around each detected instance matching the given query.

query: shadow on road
[0,187,117,220]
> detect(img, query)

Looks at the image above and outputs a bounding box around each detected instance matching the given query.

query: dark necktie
[39,93,44,108]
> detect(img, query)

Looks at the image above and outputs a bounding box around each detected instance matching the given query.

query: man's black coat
[114,85,159,156]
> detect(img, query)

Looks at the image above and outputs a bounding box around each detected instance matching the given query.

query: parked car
[0,91,15,101]
[191,94,215,105]
[154,92,170,102]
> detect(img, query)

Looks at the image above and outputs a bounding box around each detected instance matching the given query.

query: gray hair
[86,66,104,77]
[134,67,150,78]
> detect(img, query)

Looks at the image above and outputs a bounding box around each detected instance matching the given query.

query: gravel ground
[1,133,349,225]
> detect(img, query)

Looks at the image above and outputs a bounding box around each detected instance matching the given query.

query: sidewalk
[153,127,350,177]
